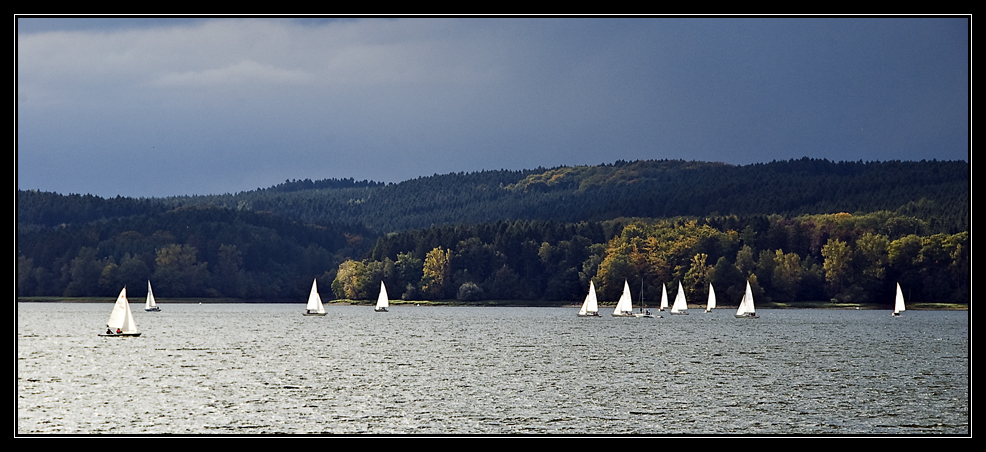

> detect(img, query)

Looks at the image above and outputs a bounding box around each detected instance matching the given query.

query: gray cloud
[17,17,968,197]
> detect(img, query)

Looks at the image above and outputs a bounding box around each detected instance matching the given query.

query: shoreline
[16,297,969,311]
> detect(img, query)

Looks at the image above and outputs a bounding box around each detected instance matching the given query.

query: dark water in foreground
[18,303,968,435]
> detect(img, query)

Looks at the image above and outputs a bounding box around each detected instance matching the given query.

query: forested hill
[17,158,969,302]
[167,158,968,233]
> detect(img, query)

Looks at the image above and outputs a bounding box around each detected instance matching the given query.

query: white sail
[376,282,390,311]
[706,283,717,312]
[735,281,757,318]
[579,281,599,316]
[671,281,688,314]
[745,281,757,315]
[106,287,138,334]
[306,279,325,314]
[894,283,906,315]
[659,283,669,311]
[612,280,634,316]
[145,280,159,311]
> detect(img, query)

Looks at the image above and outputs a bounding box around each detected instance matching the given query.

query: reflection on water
[18,304,968,435]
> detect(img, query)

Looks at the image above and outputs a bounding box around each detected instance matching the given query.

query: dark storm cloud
[17,17,968,198]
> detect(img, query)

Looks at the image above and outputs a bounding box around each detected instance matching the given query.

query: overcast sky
[17,16,969,198]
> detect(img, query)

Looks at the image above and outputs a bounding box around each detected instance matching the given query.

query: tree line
[331,211,968,307]
[17,203,373,300]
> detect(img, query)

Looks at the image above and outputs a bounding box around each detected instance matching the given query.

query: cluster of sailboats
[578,280,910,318]
[100,278,389,336]
[579,279,757,318]
[100,277,911,336]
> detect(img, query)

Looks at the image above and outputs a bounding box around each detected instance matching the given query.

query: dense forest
[165,158,968,233]
[17,158,969,306]
[17,204,374,300]
[342,213,967,307]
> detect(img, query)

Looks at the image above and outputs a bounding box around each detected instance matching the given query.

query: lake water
[17,303,968,435]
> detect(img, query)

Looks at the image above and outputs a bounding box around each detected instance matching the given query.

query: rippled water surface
[18,303,968,435]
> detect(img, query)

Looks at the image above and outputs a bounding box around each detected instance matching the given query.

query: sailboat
[734,281,759,318]
[670,281,688,315]
[578,281,600,317]
[634,279,657,318]
[892,282,906,317]
[611,280,635,317]
[705,283,716,313]
[375,281,389,312]
[659,283,669,311]
[144,280,160,312]
[99,287,140,337]
[303,279,326,316]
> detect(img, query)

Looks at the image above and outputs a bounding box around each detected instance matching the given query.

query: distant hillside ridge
[16,158,969,302]
[165,158,968,233]
[262,177,386,193]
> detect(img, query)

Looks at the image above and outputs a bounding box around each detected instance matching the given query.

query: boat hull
[611,313,634,317]
[303,312,327,316]
[670,311,688,315]
[98,333,141,337]
[145,307,160,312]
[375,308,388,312]
[734,313,759,318]
[634,313,659,318]
[578,312,600,317]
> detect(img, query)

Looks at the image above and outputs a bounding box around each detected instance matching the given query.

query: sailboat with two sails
[670,281,688,315]
[612,280,635,317]
[145,280,160,312]
[578,281,600,317]
[303,279,326,316]
[99,287,140,337]
[734,281,759,318]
